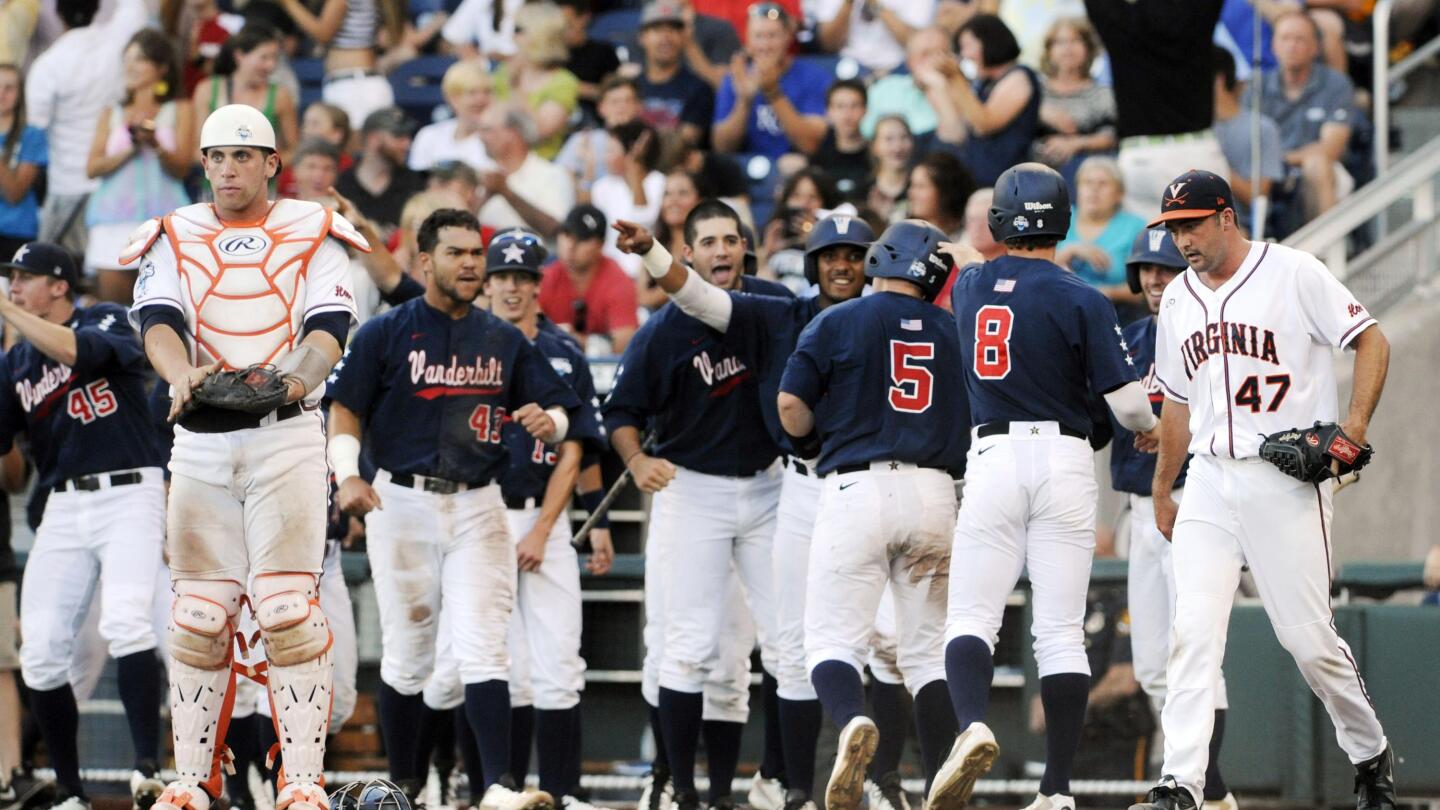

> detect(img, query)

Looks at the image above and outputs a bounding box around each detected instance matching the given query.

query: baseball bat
[571,431,657,550]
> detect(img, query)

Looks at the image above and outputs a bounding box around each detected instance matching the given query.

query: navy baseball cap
[561,204,607,242]
[1149,169,1235,228]
[485,228,549,277]
[1,242,81,288]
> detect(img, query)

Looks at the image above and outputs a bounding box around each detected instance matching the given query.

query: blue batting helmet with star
[485,228,549,277]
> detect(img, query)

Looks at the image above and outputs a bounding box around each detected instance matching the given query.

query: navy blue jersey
[781,292,970,475]
[500,328,604,502]
[601,276,791,477]
[329,298,581,484]
[951,255,1137,438]
[0,304,163,489]
[1109,316,1187,495]
[726,292,821,453]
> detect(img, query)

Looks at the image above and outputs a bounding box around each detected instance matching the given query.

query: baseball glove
[189,364,292,416]
[1258,421,1373,484]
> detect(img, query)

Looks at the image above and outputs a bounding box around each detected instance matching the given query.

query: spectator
[933,0,981,39]
[693,0,801,53]
[860,27,952,142]
[0,0,40,67]
[1211,46,1283,235]
[945,14,1041,186]
[1033,17,1117,191]
[865,114,913,222]
[634,0,716,148]
[622,0,742,90]
[904,151,974,239]
[1255,10,1357,226]
[277,0,402,130]
[476,101,575,240]
[0,64,46,260]
[809,78,869,200]
[1085,0,1228,217]
[288,137,343,204]
[539,204,640,353]
[995,0,1082,66]
[555,0,620,121]
[558,75,642,196]
[335,107,427,235]
[815,0,935,76]
[491,1,580,161]
[590,121,664,276]
[643,167,709,309]
[26,0,147,256]
[278,100,352,197]
[409,60,497,173]
[83,28,193,304]
[429,161,483,213]
[960,186,1003,260]
[762,166,839,279]
[192,24,300,166]
[163,0,238,96]
[1056,156,1146,320]
[712,3,829,160]
[443,0,524,62]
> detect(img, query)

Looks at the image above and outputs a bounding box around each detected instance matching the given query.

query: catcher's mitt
[189,364,292,416]
[1258,421,1372,484]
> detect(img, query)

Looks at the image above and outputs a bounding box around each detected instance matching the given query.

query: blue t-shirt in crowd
[714,59,831,160]
[0,126,48,240]
[1058,209,1147,289]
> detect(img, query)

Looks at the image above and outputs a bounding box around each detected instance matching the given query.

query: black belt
[56,471,144,493]
[976,421,1086,440]
[180,401,306,433]
[833,462,949,476]
[503,494,537,509]
[787,456,812,477]
[389,472,491,495]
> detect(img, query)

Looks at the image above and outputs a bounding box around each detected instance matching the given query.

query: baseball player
[414,227,610,809]
[774,220,967,810]
[123,103,363,810]
[1112,228,1236,808]
[930,163,1162,810]
[1131,171,1393,810]
[614,213,918,810]
[0,242,166,810]
[327,209,580,810]
[602,200,791,810]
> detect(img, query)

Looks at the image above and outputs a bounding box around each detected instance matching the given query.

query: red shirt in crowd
[693,0,803,42]
[539,257,639,346]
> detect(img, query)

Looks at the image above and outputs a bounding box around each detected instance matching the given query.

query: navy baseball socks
[116,650,162,768]
[1204,710,1229,801]
[811,661,877,810]
[943,636,993,728]
[464,680,514,788]
[867,680,908,779]
[512,705,536,784]
[929,637,1000,810]
[758,673,786,787]
[776,698,821,799]
[377,683,427,787]
[1037,673,1090,797]
[26,684,83,800]
[656,688,704,804]
[810,661,865,727]
[913,680,959,793]
[702,720,742,803]
[536,707,579,797]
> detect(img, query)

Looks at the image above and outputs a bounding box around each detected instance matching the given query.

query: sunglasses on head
[748,2,788,22]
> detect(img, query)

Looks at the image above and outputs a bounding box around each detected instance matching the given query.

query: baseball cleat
[1019,793,1074,810]
[669,790,700,810]
[705,797,734,810]
[824,717,878,810]
[1354,747,1396,810]
[275,783,328,810]
[779,791,815,810]
[1127,776,1196,810]
[478,781,553,810]
[152,783,212,810]
[43,797,89,810]
[746,777,784,810]
[1207,793,1239,810]
[864,772,909,810]
[925,721,997,810]
[637,768,673,810]
[1,772,55,810]
[131,769,166,810]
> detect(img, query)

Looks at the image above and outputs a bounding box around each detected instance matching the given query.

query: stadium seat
[589,9,642,46]
[794,53,869,82]
[739,152,782,228]
[292,57,326,114]
[388,55,458,125]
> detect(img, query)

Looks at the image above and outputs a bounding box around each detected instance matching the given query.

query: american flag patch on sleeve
[900,318,922,331]
[994,279,1016,293]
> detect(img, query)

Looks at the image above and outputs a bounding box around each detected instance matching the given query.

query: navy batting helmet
[739,222,759,275]
[803,213,876,285]
[329,780,411,810]
[485,228,548,277]
[863,220,950,302]
[1124,226,1188,294]
[988,162,1071,243]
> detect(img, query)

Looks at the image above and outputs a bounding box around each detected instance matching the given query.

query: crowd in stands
[0,0,1434,356]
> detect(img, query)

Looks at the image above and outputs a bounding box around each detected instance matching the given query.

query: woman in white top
[408,60,496,173]
[279,0,405,129]
[589,120,662,277]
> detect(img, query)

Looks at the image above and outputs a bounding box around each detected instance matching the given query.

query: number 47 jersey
[951,255,1137,438]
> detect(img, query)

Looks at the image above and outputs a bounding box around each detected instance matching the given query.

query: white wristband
[329,433,362,483]
[545,406,570,443]
[641,241,674,280]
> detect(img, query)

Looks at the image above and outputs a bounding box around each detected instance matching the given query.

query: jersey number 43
[973,306,1013,380]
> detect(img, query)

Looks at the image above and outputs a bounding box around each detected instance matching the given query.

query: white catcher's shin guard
[254,574,334,809]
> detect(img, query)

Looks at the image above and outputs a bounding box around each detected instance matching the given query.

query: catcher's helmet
[329,780,411,810]
[1124,226,1188,293]
[988,162,1070,243]
[863,220,950,302]
[200,104,277,152]
[803,213,876,285]
[485,228,548,277]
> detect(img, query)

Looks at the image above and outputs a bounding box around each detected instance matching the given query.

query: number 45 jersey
[781,291,970,476]
[951,255,1136,438]
[0,303,163,490]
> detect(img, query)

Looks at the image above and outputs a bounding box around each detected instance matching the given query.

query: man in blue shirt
[712,3,831,160]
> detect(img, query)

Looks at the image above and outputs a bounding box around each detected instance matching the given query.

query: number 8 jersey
[951,255,1137,437]
[1153,242,1377,460]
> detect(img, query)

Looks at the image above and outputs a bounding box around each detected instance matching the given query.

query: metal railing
[1372,0,1440,176]
[1286,134,1440,312]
